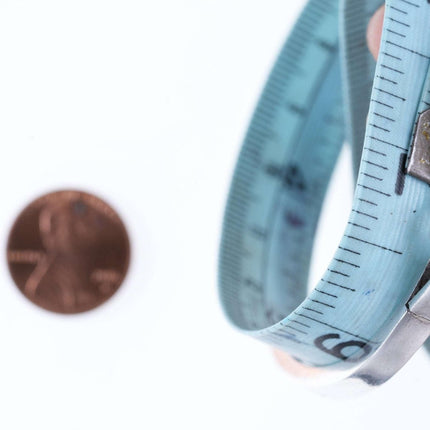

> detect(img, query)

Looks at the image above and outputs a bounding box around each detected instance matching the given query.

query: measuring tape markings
[220,0,343,338]
[219,0,430,370]
[341,0,382,181]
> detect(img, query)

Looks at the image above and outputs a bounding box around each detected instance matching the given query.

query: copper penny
[7,190,130,314]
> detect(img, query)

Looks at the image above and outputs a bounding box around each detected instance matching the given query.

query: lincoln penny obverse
[7,190,130,314]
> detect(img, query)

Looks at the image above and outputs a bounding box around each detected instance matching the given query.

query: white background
[0,1,429,429]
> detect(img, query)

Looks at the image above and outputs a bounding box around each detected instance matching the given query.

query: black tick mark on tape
[395,153,407,195]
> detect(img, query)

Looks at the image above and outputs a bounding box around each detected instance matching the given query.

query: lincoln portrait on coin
[7,191,130,314]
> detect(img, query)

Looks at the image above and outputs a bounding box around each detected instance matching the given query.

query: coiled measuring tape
[218,0,430,390]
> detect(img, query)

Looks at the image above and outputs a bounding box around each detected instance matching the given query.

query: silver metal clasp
[406,260,430,323]
[406,109,430,184]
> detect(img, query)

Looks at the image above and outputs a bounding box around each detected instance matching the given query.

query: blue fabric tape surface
[219,0,430,369]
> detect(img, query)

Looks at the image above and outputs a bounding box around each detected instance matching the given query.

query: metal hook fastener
[407,109,430,183]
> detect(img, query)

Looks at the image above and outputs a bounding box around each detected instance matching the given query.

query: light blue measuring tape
[219,0,430,390]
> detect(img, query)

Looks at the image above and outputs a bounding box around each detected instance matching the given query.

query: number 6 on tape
[218,0,430,392]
